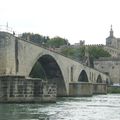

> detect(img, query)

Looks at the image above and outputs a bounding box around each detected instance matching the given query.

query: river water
[0,94,120,120]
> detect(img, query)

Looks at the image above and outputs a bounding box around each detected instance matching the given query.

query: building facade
[94,58,120,84]
[106,25,120,50]
[94,26,120,84]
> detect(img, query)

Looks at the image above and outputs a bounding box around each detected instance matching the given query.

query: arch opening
[29,55,67,96]
[97,75,102,83]
[78,70,88,82]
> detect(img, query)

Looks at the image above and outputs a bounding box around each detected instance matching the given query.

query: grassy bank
[108,86,120,93]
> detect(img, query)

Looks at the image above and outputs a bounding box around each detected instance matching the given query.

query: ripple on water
[0,94,120,120]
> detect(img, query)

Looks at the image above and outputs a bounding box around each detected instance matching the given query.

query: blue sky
[0,0,120,44]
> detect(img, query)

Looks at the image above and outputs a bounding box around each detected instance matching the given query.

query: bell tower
[106,25,118,49]
[110,25,114,37]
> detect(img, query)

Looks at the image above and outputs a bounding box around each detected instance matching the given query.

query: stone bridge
[0,32,109,96]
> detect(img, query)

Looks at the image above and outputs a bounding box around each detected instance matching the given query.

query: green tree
[20,33,50,45]
[61,45,111,67]
[61,46,85,60]
[46,36,70,48]
[88,46,111,59]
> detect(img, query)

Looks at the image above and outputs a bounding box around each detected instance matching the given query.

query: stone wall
[69,82,93,96]
[103,46,120,57]
[93,83,107,94]
[69,82,107,96]
[0,32,16,75]
[0,32,8,74]
[0,76,56,103]
[0,31,110,96]
[94,59,120,84]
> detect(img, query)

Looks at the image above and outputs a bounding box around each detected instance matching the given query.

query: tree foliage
[61,46,111,68]
[46,36,70,48]
[20,33,69,48]
[88,46,111,59]
[61,46,111,61]
[61,46,85,60]
[20,33,50,45]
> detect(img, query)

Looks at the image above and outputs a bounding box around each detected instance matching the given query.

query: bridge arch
[29,54,67,96]
[96,74,102,83]
[78,70,88,82]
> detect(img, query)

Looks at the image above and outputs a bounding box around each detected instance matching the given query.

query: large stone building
[94,57,120,84]
[94,26,120,84]
[106,25,120,50]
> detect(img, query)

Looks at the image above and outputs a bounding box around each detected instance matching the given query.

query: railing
[0,25,13,33]
[0,25,21,37]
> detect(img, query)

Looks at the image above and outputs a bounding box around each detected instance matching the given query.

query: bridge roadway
[0,31,109,96]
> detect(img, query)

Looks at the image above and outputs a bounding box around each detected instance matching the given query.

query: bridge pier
[92,83,107,94]
[0,75,56,103]
[69,82,93,97]
[0,31,110,102]
[69,82,107,96]
[0,75,108,103]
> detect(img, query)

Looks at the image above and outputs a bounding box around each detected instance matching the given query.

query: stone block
[0,76,56,103]
[93,83,107,94]
[69,82,93,97]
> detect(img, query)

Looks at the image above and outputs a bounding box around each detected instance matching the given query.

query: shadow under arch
[97,74,102,83]
[78,70,88,82]
[29,54,67,96]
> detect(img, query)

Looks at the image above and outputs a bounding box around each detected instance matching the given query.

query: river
[0,94,120,120]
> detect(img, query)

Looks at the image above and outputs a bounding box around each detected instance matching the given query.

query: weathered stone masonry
[0,76,56,103]
[0,31,110,101]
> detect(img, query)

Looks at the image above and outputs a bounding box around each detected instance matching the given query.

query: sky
[0,0,120,45]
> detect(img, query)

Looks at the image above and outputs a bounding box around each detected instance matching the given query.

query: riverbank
[108,85,120,93]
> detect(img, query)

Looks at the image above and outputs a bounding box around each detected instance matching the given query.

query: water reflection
[0,94,120,120]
